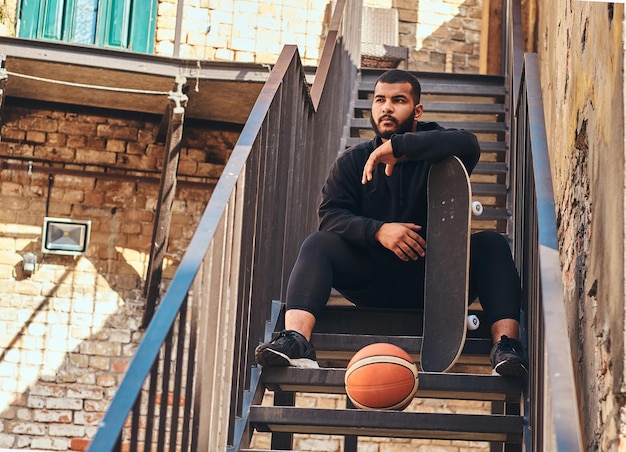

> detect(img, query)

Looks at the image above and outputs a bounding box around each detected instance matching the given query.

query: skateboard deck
[421,155,471,372]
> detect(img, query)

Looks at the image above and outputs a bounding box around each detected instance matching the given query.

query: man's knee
[471,231,511,256]
[301,230,344,251]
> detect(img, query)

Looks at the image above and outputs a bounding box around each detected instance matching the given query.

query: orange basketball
[344,343,419,411]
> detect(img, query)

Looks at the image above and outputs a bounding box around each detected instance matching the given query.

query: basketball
[344,343,419,411]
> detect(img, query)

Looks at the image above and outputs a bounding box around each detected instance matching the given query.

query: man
[255,69,528,376]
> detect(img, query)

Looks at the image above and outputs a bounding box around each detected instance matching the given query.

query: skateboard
[421,156,472,373]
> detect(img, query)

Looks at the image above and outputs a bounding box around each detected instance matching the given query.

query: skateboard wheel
[471,201,483,216]
[467,314,480,330]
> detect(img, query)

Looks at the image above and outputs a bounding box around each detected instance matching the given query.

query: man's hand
[362,140,401,184]
[375,223,426,261]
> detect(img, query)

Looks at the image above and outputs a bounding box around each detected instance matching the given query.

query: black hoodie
[318,121,480,247]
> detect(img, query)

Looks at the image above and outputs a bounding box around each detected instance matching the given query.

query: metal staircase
[242,69,525,451]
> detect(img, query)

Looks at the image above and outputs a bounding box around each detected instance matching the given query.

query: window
[18,0,157,53]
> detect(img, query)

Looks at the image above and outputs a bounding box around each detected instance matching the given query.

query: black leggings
[286,230,521,327]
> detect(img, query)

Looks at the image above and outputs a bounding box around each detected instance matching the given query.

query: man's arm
[322,147,428,260]
[319,151,385,247]
[362,126,480,183]
[391,126,481,172]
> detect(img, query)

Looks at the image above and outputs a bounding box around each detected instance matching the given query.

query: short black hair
[374,69,422,104]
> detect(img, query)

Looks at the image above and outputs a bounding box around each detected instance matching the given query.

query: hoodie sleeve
[318,149,384,246]
[390,123,481,174]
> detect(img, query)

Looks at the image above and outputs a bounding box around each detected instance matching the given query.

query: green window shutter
[41,0,66,40]
[128,0,156,53]
[19,0,67,40]
[98,0,157,53]
[19,0,156,54]
[96,0,129,48]
[18,0,40,38]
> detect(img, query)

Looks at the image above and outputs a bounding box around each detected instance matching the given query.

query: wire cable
[5,70,170,96]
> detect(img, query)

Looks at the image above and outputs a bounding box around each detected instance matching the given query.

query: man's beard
[370,114,415,139]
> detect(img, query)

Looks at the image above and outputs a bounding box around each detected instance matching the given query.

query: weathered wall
[0,100,239,450]
[537,1,625,450]
[411,0,483,73]
[0,0,485,73]
[363,0,484,73]
[155,0,330,66]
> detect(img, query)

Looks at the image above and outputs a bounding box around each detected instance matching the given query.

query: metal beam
[143,76,188,326]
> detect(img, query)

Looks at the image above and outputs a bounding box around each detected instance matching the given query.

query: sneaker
[254,330,319,368]
[490,335,528,377]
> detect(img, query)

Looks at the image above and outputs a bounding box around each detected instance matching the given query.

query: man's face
[370,82,423,139]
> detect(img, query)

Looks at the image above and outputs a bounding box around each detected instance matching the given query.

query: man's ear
[414,103,424,121]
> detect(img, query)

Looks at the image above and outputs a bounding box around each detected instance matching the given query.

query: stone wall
[408,0,483,73]
[155,0,484,73]
[0,100,239,450]
[360,0,483,73]
[155,0,331,66]
[536,1,625,450]
[0,0,485,71]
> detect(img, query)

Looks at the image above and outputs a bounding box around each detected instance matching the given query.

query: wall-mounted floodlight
[42,217,91,256]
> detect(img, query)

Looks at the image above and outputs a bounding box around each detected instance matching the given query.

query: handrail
[87,0,361,450]
[508,35,585,452]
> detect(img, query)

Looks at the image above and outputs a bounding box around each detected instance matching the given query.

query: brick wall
[0,100,239,450]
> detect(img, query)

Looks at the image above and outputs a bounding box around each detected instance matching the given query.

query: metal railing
[507,0,584,446]
[87,0,362,450]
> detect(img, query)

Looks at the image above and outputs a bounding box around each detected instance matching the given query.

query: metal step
[315,305,490,337]
[474,161,507,175]
[354,98,506,115]
[344,136,507,153]
[359,72,506,99]
[310,333,492,366]
[249,406,523,443]
[260,367,523,402]
[291,306,496,368]
[472,207,509,222]
[350,118,506,134]
[472,182,507,197]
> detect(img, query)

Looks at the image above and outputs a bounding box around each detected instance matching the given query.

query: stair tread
[360,69,505,85]
[249,406,523,442]
[359,77,506,97]
[344,137,507,152]
[315,305,491,336]
[474,161,508,173]
[311,332,492,352]
[351,118,506,133]
[354,99,506,114]
[260,367,523,401]
[471,207,509,221]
